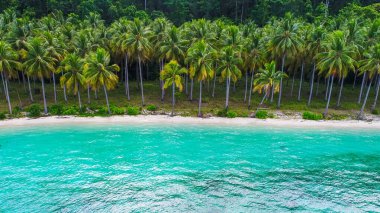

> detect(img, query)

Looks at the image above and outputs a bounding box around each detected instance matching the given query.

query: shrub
[127,106,140,115]
[63,106,79,115]
[372,109,379,115]
[96,107,109,115]
[110,106,125,115]
[49,104,64,115]
[146,104,157,111]
[255,110,268,119]
[303,111,323,120]
[27,104,41,118]
[0,112,6,120]
[217,109,228,117]
[226,111,237,118]
[12,106,22,117]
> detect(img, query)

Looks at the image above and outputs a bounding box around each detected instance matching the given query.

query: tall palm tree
[187,40,215,117]
[270,17,302,108]
[0,41,22,114]
[160,60,187,116]
[218,46,242,109]
[59,53,85,108]
[124,18,152,106]
[84,48,119,114]
[317,31,355,116]
[24,38,57,114]
[254,61,287,106]
[358,44,380,118]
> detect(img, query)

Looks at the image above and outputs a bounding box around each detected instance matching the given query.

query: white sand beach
[1,115,380,129]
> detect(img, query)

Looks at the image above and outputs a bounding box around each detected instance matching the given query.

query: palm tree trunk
[198,80,203,117]
[371,77,380,111]
[27,75,34,102]
[353,69,358,89]
[185,74,188,95]
[260,91,267,106]
[290,71,296,97]
[358,72,367,104]
[171,83,175,116]
[297,62,304,101]
[144,0,147,10]
[248,69,255,109]
[212,72,217,98]
[324,75,334,116]
[77,82,82,109]
[244,71,248,102]
[2,73,12,114]
[138,56,145,106]
[87,85,91,104]
[22,72,26,92]
[337,77,344,107]
[1,71,7,100]
[95,89,98,99]
[270,85,274,103]
[41,77,48,114]
[358,79,373,119]
[277,54,286,108]
[125,55,130,100]
[225,75,230,109]
[61,71,67,102]
[308,63,316,106]
[190,78,194,101]
[103,85,111,114]
[52,72,57,103]
[325,77,330,101]
[161,60,165,102]
[316,77,320,97]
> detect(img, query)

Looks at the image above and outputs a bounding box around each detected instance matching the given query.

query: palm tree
[84,48,119,114]
[160,60,187,116]
[59,53,85,108]
[358,44,380,118]
[254,61,287,106]
[317,31,355,116]
[0,41,22,114]
[124,18,152,106]
[187,40,215,117]
[270,17,302,108]
[24,38,57,114]
[218,46,242,109]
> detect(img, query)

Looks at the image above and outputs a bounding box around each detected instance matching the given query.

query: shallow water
[0,124,379,212]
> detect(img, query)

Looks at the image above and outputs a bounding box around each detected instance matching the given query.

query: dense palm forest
[0,2,379,119]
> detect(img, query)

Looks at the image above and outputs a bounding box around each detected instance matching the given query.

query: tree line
[0,7,379,118]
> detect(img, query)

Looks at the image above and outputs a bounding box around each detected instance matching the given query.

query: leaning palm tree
[59,53,86,108]
[123,18,152,106]
[358,44,380,118]
[0,41,22,114]
[186,40,215,117]
[218,46,242,109]
[317,31,356,117]
[84,48,119,114]
[270,17,302,108]
[160,60,188,116]
[24,38,57,114]
[254,61,287,106]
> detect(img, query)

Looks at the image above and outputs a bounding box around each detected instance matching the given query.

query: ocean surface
[0,124,379,212]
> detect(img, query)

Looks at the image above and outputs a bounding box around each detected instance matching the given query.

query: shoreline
[1,115,380,130]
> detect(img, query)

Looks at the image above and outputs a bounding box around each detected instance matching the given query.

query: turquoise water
[0,124,380,212]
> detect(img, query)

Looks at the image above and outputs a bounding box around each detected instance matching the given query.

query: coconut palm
[0,41,22,114]
[84,48,120,114]
[317,31,356,116]
[59,53,86,108]
[270,17,302,108]
[160,60,188,116]
[124,18,152,106]
[187,40,215,117]
[254,61,287,106]
[218,46,242,109]
[358,44,380,118]
[24,38,57,114]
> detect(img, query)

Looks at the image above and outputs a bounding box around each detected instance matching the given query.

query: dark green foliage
[217,109,228,117]
[0,112,6,120]
[49,104,64,115]
[303,111,323,120]
[110,106,125,115]
[146,104,158,111]
[63,106,79,115]
[372,109,379,115]
[226,111,237,118]
[127,106,140,115]
[12,106,22,117]
[27,104,42,118]
[255,110,269,119]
